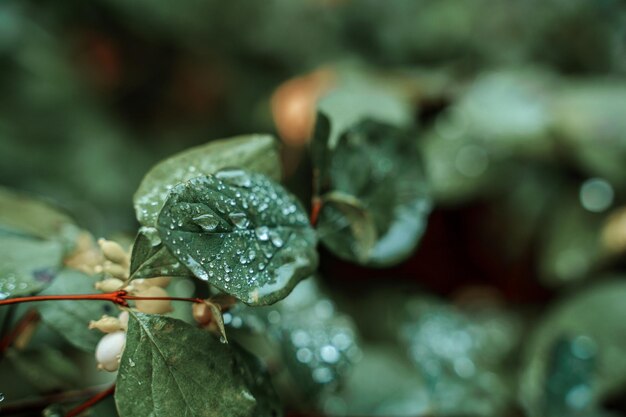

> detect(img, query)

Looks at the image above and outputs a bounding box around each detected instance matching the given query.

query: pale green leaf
[38,269,115,352]
[134,135,281,227]
[0,235,63,299]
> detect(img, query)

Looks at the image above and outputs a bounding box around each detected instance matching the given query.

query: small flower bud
[132,277,171,291]
[118,311,129,331]
[192,302,213,326]
[98,238,129,266]
[134,286,173,314]
[89,315,123,333]
[95,331,126,372]
[95,278,125,292]
[103,261,129,280]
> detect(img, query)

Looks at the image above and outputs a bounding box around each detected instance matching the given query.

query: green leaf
[116,312,282,417]
[316,192,377,264]
[317,82,412,150]
[520,280,626,417]
[156,170,318,305]
[37,269,114,352]
[0,186,76,241]
[226,278,360,404]
[0,235,63,299]
[134,134,282,228]
[129,230,191,279]
[7,346,82,392]
[314,118,431,266]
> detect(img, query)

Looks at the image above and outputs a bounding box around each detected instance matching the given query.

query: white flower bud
[134,286,173,314]
[95,278,125,292]
[89,315,123,333]
[131,277,171,291]
[95,331,126,372]
[98,238,129,266]
[118,311,129,331]
[103,261,129,280]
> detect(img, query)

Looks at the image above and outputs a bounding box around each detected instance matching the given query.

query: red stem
[0,291,206,309]
[123,295,203,303]
[64,384,115,417]
[0,291,129,307]
[310,197,322,226]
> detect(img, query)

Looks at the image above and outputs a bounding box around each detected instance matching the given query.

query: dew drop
[269,231,284,247]
[229,212,250,229]
[255,226,270,241]
[193,214,219,232]
[215,169,252,188]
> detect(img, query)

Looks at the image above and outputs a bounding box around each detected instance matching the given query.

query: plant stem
[64,384,115,417]
[310,196,322,226]
[0,291,129,307]
[123,295,203,303]
[0,291,208,309]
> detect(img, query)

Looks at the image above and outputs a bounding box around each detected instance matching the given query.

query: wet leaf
[520,280,626,417]
[116,312,282,417]
[134,134,281,228]
[0,235,63,299]
[314,118,431,266]
[156,170,317,305]
[225,278,360,405]
[129,230,191,279]
[316,192,377,263]
[37,269,113,352]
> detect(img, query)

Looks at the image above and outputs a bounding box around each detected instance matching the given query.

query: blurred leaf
[314,118,431,266]
[226,278,360,406]
[543,337,597,417]
[328,345,431,417]
[538,192,603,286]
[521,280,626,417]
[134,134,281,228]
[129,231,191,279]
[91,396,120,417]
[116,312,282,417]
[37,269,113,352]
[7,346,81,392]
[0,235,63,299]
[316,191,377,263]
[553,81,626,188]
[0,186,76,242]
[156,170,317,305]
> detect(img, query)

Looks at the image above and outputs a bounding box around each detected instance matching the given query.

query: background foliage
[1,0,626,416]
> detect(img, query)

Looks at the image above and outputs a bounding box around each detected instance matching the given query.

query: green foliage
[155,170,317,305]
[134,135,281,228]
[0,235,63,299]
[314,114,431,266]
[0,186,75,242]
[7,346,82,392]
[2,2,626,416]
[129,232,190,279]
[116,312,282,417]
[37,269,113,352]
[521,280,626,417]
